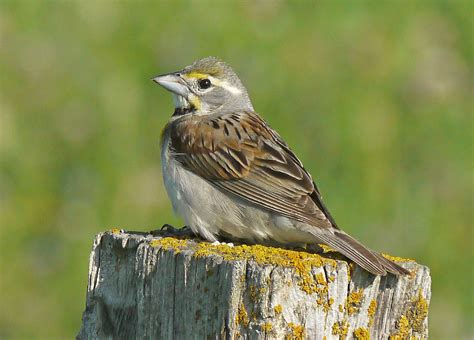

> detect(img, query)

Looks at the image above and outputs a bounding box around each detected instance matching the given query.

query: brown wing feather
[168,111,335,228]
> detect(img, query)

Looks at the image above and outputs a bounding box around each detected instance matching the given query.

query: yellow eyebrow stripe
[184,72,208,79]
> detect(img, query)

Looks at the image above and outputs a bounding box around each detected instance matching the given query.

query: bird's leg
[149,224,195,238]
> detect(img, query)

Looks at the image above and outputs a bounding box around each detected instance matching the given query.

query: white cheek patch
[172,93,190,109]
[208,76,242,95]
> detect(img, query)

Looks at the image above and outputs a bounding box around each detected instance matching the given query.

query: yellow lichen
[382,254,414,263]
[110,228,121,234]
[318,243,336,253]
[149,237,189,253]
[338,304,344,313]
[250,311,257,321]
[312,271,333,311]
[192,241,336,295]
[235,303,249,327]
[249,285,267,303]
[316,273,326,285]
[332,320,349,339]
[249,285,257,302]
[274,304,283,315]
[353,327,370,340]
[346,289,364,315]
[407,291,429,333]
[261,322,273,332]
[328,297,334,308]
[390,291,429,338]
[368,299,377,326]
[390,315,410,339]
[286,322,305,340]
[347,262,356,280]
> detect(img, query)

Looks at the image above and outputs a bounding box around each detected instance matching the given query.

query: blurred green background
[0,0,472,338]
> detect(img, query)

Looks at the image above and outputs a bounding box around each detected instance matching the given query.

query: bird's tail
[316,230,410,276]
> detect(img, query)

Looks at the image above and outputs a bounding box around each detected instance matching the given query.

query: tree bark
[78,230,430,339]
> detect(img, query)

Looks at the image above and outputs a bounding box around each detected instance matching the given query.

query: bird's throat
[172,93,190,109]
[171,93,201,116]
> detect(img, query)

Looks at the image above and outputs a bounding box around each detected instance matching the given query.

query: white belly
[160,136,313,245]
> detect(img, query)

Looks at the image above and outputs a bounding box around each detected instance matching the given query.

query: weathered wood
[78,230,430,339]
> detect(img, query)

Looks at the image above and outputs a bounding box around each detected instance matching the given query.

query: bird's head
[153,57,253,115]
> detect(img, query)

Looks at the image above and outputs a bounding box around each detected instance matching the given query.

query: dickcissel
[153,57,408,276]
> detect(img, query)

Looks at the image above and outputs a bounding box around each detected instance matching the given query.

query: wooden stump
[77,230,431,339]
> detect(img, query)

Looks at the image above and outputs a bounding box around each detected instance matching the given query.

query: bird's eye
[198,78,211,90]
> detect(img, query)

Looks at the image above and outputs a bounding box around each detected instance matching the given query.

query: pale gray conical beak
[152,72,189,97]
[152,72,192,109]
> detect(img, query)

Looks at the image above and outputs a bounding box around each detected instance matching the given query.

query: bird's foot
[149,224,195,238]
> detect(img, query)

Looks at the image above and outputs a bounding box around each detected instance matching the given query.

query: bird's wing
[168,111,411,276]
[169,111,337,228]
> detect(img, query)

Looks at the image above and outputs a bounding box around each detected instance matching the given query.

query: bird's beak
[152,72,189,97]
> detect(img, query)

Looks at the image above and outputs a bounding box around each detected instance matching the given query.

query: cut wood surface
[77,230,431,339]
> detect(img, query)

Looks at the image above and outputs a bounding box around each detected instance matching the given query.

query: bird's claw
[149,224,194,238]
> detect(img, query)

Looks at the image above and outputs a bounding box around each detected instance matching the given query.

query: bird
[152,56,409,276]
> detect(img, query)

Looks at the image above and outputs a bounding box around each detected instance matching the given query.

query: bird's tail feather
[316,231,409,276]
